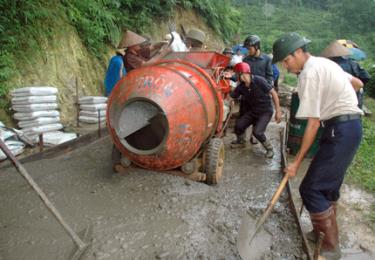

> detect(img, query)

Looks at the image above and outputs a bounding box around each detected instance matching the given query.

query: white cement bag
[22,123,63,135]
[80,103,107,111]
[11,87,58,97]
[41,131,77,147]
[79,116,106,124]
[12,103,58,112]
[0,127,16,141]
[11,95,57,105]
[18,117,60,128]
[14,110,60,121]
[79,110,106,118]
[0,140,25,161]
[78,96,107,104]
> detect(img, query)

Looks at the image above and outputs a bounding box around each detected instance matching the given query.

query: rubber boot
[231,134,245,148]
[261,140,274,158]
[310,206,341,260]
[306,201,338,242]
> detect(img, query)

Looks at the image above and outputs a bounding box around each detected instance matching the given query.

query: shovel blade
[237,213,272,260]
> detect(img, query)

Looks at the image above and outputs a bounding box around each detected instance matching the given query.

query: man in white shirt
[272,32,363,260]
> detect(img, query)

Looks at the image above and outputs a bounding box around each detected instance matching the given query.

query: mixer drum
[107,60,223,170]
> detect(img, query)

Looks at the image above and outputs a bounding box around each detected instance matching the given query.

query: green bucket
[287,92,322,158]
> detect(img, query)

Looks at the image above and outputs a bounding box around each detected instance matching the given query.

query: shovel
[0,138,91,260]
[237,170,290,260]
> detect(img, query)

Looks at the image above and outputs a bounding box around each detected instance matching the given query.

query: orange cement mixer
[107,52,232,184]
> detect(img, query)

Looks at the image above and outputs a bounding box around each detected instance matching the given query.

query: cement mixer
[107,51,232,185]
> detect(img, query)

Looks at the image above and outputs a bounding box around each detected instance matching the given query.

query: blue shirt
[104,55,126,96]
[272,64,279,81]
[243,53,273,84]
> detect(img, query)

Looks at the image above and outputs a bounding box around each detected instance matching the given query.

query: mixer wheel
[204,138,225,185]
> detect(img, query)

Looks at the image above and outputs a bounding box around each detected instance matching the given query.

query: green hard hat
[272,32,311,64]
[186,28,206,44]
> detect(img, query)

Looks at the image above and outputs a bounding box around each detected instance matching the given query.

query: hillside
[0,0,240,125]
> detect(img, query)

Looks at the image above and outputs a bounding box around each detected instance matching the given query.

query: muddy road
[0,121,373,259]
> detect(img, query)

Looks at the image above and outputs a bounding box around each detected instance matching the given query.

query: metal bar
[97,109,101,138]
[280,128,314,260]
[76,77,80,127]
[0,129,109,169]
[38,133,44,152]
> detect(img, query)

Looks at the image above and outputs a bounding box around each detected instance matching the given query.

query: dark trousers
[299,119,362,213]
[234,110,272,143]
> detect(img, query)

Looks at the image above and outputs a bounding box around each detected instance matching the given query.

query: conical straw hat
[118,30,147,48]
[321,41,351,58]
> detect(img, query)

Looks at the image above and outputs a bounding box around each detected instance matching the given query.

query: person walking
[272,32,364,259]
[230,62,281,158]
[242,35,274,144]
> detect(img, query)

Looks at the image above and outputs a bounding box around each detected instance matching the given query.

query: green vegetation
[348,97,375,228]
[283,73,298,87]
[233,0,375,63]
[348,97,375,193]
[0,0,240,111]
[365,66,375,99]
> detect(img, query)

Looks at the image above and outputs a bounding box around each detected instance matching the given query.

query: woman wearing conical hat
[119,30,169,72]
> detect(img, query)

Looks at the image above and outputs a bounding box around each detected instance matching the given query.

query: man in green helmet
[272,32,364,259]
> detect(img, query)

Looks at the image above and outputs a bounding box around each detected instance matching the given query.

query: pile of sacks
[11,87,62,140]
[78,96,107,124]
[11,87,76,145]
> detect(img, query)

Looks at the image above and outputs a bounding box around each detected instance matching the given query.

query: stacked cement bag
[0,121,25,161]
[11,87,63,141]
[78,96,107,124]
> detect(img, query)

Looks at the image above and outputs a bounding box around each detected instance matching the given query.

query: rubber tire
[204,138,225,185]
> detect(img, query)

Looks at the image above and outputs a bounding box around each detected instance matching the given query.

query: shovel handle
[253,129,291,232]
[254,172,290,230]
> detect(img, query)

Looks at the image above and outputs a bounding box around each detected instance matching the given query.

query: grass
[347,96,375,229]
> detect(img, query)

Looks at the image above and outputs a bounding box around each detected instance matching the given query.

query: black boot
[231,135,245,148]
[261,140,274,158]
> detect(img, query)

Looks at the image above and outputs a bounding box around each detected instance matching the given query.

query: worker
[321,40,371,109]
[104,48,126,96]
[120,30,170,72]
[272,32,364,259]
[230,47,244,66]
[185,28,206,51]
[230,62,281,158]
[241,35,274,145]
[222,47,234,58]
[243,35,273,84]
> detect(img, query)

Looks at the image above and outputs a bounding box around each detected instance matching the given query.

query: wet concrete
[0,122,313,259]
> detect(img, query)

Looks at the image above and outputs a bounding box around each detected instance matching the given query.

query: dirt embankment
[1,8,225,127]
